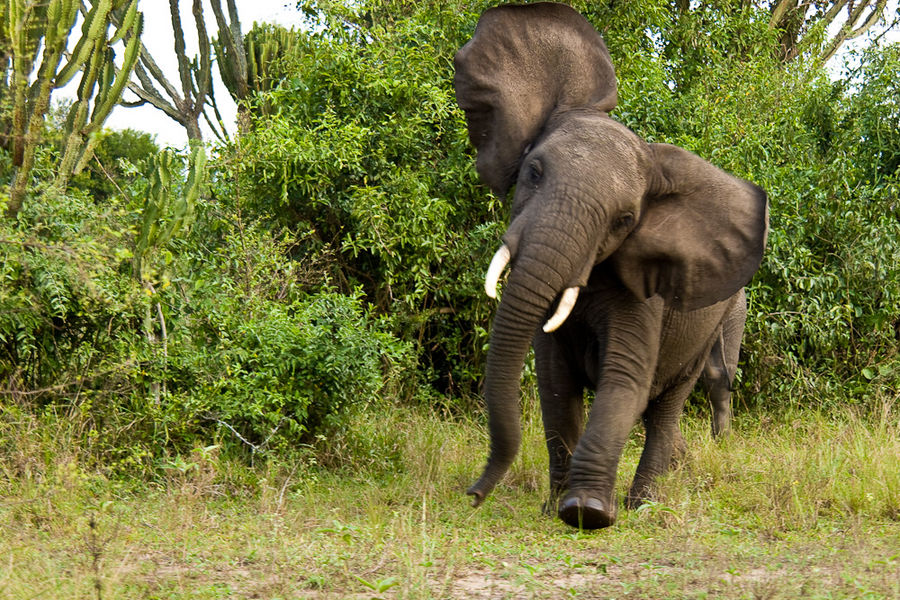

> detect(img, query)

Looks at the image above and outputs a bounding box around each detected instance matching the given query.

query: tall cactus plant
[133,144,207,282]
[216,21,303,117]
[133,143,207,403]
[1,0,142,218]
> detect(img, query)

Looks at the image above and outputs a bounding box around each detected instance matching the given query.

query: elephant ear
[454,3,617,196]
[611,144,769,311]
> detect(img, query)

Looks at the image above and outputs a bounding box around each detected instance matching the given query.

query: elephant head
[455,3,768,506]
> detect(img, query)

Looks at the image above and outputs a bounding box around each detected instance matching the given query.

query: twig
[208,416,260,452]
[276,462,299,510]
[257,417,286,452]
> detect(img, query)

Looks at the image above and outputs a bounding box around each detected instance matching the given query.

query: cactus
[56,0,144,186]
[2,0,143,218]
[133,144,207,281]
[216,21,303,109]
[132,143,207,404]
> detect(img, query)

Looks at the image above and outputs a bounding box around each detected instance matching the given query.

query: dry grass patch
[1,401,898,599]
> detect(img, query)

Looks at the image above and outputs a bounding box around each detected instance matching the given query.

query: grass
[1,397,898,599]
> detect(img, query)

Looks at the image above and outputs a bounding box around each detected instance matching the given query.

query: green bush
[234,2,501,400]
[159,209,415,452]
[167,290,411,450]
[228,1,900,411]
[0,186,145,392]
[1,141,415,470]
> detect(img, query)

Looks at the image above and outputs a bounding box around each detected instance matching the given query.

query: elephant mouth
[485,244,581,332]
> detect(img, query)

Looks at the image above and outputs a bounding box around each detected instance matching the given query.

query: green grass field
[2,399,898,599]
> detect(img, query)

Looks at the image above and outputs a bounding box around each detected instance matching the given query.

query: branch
[209,0,248,99]
[844,0,888,40]
[119,98,148,108]
[820,0,888,63]
[169,0,194,105]
[126,63,184,123]
[769,0,801,29]
[200,87,230,143]
[818,0,850,32]
[0,360,136,398]
[191,0,212,120]
[109,9,184,105]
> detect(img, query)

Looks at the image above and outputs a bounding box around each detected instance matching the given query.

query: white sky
[103,0,305,148]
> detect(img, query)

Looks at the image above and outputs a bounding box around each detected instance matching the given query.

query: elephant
[454,3,768,529]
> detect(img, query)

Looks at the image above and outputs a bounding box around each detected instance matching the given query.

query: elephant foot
[558,492,615,529]
[711,419,732,439]
[625,484,657,511]
[542,482,568,516]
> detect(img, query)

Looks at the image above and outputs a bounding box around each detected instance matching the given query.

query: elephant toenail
[558,495,615,529]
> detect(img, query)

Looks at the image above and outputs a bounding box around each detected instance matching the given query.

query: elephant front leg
[558,377,651,529]
[557,300,662,529]
[534,334,586,516]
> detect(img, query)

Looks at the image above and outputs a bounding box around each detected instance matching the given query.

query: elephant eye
[527,160,543,185]
[615,213,635,230]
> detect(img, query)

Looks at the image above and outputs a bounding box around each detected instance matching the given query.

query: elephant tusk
[543,287,579,333]
[484,245,511,299]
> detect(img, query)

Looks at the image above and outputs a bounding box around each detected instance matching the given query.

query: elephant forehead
[539,115,650,194]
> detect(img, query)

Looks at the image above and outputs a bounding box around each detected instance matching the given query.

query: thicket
[1,0,898,473]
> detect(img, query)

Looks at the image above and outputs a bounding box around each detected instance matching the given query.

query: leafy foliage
[233,1,900,411]
[235,2,501,398]
[68,128,159,201]
[1,137,413,470]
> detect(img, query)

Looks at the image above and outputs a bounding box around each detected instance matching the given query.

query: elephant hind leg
[702,288,747,438]
[626,376,698,510]
[701,335,733,438]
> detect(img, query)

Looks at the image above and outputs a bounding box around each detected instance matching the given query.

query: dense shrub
[234,2,501,399]
[0,186,145,391]
[1,142,414,469]
[234,1,900,411]
[159,211,414,453]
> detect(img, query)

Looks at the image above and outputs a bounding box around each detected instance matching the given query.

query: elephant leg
[556,300,663,529]
[701,334,733,438]
[626,376,698,509]
[533,333,586,515]
[702,289,746,438]
[558,378,649,529]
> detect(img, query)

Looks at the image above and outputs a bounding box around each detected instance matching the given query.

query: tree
[664,1,894,63]
[769,0,892,62]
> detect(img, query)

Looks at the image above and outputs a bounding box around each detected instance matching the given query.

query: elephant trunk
[468,228,591,505]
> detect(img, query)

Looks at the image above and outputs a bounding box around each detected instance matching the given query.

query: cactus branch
[110,0,244,142]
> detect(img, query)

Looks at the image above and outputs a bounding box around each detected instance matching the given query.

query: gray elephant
[455,3,768,529]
